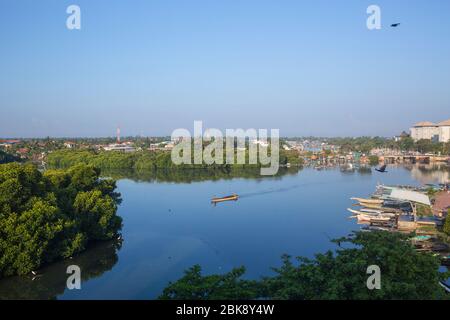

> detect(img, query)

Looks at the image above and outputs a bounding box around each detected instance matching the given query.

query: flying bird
[375,164,388,173]
[391,23,401,27]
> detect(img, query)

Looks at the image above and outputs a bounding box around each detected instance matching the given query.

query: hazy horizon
[0,133,407,140]
[1,1,450,138]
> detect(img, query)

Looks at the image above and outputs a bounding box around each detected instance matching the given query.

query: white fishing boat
[360,208,383,214]
[358,202,383,209]
[351,197,383,205]
[360,208,396,217]
[347,208,363,215]
[347,208,395,221]
[357,213,392,222]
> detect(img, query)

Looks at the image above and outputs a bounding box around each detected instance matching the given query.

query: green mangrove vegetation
[0,163,122,278]
[160,231,449,300]
[47,148,303,171]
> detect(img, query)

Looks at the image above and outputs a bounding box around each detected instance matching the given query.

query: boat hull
[351,197,383,205]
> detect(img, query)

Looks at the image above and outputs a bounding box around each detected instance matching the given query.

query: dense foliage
[327,137,389,154]
[47,148,303,171]
[0,163,122,278]
[160,231,448,300]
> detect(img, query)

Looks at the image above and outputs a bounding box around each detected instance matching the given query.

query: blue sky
[1,0,449,137]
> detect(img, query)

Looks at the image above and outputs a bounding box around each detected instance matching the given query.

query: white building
[103,143,136,152]
[64,141,75,148]
[410,121,439,141]
[438,119,450,143]
[410,119,450,142]
[250,139,269,148]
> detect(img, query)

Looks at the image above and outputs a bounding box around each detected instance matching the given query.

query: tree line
[46,148,304,171]
[326,136,450,155]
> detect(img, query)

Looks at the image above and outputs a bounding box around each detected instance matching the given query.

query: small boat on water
[211,194,239,204]
[351,197,383,205]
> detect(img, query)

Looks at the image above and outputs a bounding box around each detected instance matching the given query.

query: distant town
[1,119,450,168]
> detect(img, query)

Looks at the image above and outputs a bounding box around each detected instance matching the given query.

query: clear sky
[1,0,449,138]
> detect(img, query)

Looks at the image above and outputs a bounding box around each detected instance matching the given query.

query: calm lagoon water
[0,165,448,299]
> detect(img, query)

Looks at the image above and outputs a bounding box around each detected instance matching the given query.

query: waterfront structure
[387,187,431,206]
[103,143,136,152]
[410,119,450,142]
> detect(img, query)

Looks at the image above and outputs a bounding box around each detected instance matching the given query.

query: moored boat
[358,202,383,209]
[356,213,392,222]
[351,197,384,205]
[347,209,394,222]
[360,208,398,216]
[360,208,383,214]
[347,208,395,218]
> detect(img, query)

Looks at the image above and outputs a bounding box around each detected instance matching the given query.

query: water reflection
[407,164,450,184]
[100,167,302,183]
[0,240,121,300]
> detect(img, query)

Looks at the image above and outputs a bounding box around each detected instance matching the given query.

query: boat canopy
[387,188,431,206]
